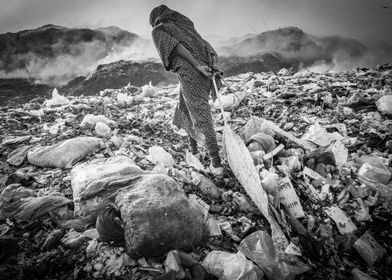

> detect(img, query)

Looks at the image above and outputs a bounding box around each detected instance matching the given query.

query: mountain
[220,27,369,67]
[0,24,139,85]
[61,60,178,96]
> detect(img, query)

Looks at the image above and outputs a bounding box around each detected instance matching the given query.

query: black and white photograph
[0,0,391,279]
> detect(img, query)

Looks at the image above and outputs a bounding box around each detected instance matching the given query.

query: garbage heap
[0,64,391,280]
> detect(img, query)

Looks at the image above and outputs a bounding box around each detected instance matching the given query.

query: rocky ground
[0,64,391,280]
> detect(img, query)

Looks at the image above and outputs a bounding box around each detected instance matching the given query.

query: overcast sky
[1,0,391,44]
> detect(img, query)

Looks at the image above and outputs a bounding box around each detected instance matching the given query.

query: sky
[0,0,392,44]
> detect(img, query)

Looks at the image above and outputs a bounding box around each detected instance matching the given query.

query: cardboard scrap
[353,231,386,266]
[324,205,357,235]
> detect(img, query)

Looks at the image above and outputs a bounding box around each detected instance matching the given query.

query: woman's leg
[200,115,222,167]
[177,61,222,168]
[188,136,198,154]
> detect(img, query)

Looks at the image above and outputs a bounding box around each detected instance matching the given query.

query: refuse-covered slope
[0,63,391,280]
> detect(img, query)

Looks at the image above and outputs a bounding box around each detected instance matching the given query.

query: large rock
[27,137,103,169]
[71,156,208,258]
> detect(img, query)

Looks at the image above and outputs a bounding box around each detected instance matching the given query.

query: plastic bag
[27,137,103,169]
[376,95,392,115]
[95,122,111,137]
[147,146,174,168]
[80,114,115,128]
[45,88,70,107]
[238,230,285,279]
[202,250,263,280]
[185,151,204,171]
[117,92,133,107]
[141,81,157,97]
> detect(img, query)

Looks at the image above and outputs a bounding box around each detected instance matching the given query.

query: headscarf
[149,5,192,28]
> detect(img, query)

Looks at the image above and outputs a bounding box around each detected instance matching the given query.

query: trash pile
[0,63,391,280]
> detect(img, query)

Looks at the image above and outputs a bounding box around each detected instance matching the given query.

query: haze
[1,0,391,44]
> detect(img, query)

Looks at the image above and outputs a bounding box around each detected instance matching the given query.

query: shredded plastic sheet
[222,124,289,259]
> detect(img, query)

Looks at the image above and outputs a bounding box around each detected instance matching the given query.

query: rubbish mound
[0,63,391,280]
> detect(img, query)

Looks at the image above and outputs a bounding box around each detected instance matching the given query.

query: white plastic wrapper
[45,88,70,107]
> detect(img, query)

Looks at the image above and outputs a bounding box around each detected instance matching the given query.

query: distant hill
[0,24,139,85]
[219,26,369,67]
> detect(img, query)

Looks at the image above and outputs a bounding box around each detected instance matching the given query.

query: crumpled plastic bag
[141,81,157,97]
[27,137,103,169]
[147,146,174,168]
[45,88,70,107]
[358,162,391,185]
[71,156,141,216]
[214,94,237,110]
[95,122,111,137]
[117,92,134,107]
[202,250,263,280]
[185,151,204,171]
[239,230,311,279]
[376,95,392,115]
[241,116,274,144]
[260,169,279,194]
[0,184,72,221]
[248,132,276,153]
[238,230,284,279]
[301,123,343,147]
[80,114,115,129]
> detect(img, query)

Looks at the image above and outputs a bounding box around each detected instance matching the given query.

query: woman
[150,5,223,176]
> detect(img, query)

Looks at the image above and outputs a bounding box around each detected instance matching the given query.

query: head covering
[149,5,191,27]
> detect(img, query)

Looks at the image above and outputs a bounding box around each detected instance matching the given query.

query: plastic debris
[376,95,392,115]
[147,146,174,168]
[80,114,115,128]
[94,121,111,137]
[117,92,134,107]
[27,137,103,169]
[202,250,263,280]
[45,88,70,107]
[278,177,305,218]
[185,150,204,171]
[141,82,157,98]
[353,232,386,266]
[325,205,357,235]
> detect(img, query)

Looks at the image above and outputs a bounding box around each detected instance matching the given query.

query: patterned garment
[150,5,222,167]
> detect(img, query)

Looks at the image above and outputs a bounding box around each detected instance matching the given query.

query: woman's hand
[197,65,213,77]
[211,64,223,75]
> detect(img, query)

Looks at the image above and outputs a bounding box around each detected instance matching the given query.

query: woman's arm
[174,43,212,77]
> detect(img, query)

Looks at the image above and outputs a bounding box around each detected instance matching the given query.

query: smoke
[215,27,392,73]
[1,24,391,86]
[0,29,159,85]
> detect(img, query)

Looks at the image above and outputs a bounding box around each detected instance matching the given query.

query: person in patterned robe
[150,5,223,176]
